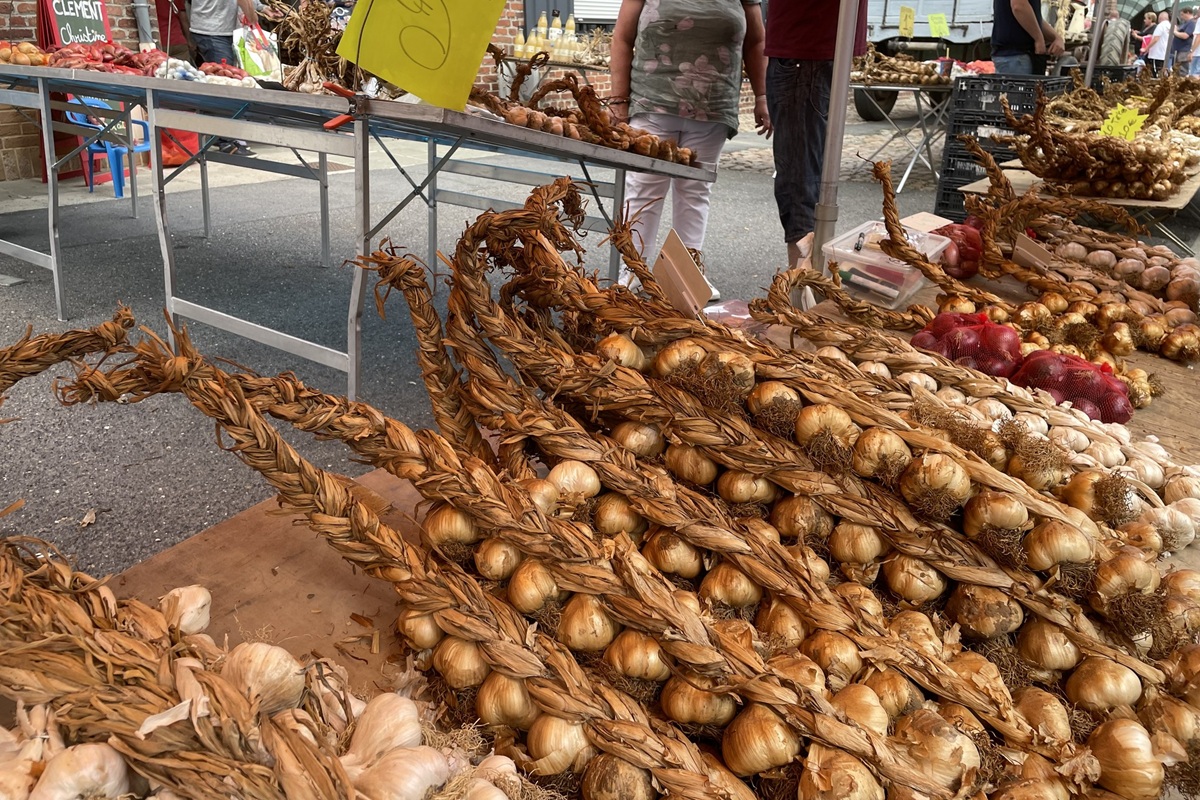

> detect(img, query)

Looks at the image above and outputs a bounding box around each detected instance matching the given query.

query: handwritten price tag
[337,0,505,110]
[929,13,950,37]
[899,5,915,37]
[1100,105,1148,140]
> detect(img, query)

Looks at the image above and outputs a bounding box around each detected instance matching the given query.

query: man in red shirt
[766,0,867,268]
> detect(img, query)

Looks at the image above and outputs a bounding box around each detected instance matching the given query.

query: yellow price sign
[929,13,950,37]
[1100,104,1148,140]
[337,0,506,111]
[899,5,915,37]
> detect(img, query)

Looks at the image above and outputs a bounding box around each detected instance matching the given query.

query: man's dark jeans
[767,58,833,244]
[192,33,238,67]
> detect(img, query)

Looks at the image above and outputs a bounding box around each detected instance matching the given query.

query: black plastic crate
[943,141,1019,175]
[945,112,1017,152]
[951,74,1072,117]
[940,150,989,184]
[1090,65,1138,89]
[934,184,969,222]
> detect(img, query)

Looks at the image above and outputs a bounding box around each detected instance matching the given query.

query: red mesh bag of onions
[911,313,1023,378]
[1011,350,1133,423]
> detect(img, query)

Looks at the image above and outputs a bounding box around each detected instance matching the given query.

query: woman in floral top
[610,0,770,301]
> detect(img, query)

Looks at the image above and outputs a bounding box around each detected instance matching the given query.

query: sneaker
[617,266,642,294]
[687,248,721,303]
[217,142,256,157]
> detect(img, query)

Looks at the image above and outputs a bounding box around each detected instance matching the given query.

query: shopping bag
[235,24,282,81]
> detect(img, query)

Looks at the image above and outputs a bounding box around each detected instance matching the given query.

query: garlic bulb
[972,397,1013,421]
[892,709,981,793]
[652,338,706,378]
[1012,687,1072,747]
[507,559,563,614]
[603,629,671,682]
[352,746,450,799]
[945,583,1024,640]
[475,538,523,581]
[746,381,801,415]
[850,427,913,481]
[1165,473,1200,504]
[343,693,422,767]
[862,668,924,720]
[423,502,479,547]
[788,544,832,584]
[596,333,648,372]
[1016,618,1081,671]
[610,421,666,459]
[1059,471,1139,525]
[580,754,655,800]
[519,478,559,514]
[1023,520,1094,571]
[641,529,703,579]
[797,745,883,800]
[1048,426,1091,453]
[660,675,737,725]
[1163,569,1200,602]
[1142,506,1196,552]
[1006,451,1068,492]
[770,495,834,542]
[899,454,972,520]
[559,594,621,652]
[829,523,891,572]
[799,630,863,691]
[948,651,1011,707]
[1084,441,1126,469]
[1090,549,1161,615]
[887,611,946,661]
[990,779,1070,800]
[526,715,597,775]
[1122,458,1165,490]
[936,386,967,404]
[1012,412,1049,436]
[1117,521,1163,556]
[1065,657,1142,713]
[882,554,948,604]
[767,653,827,698]
[857,360,892,378]
[28,744,129,800]
[663,444,719,486]
[703,351,757,397]
[815,345,849,360]
[830,684,888,736]
[222,642,305,715]
[715,471,780,504]
[1088,719,1164,800]
[476,672,539,730]
[432,637,491,688]
[1172,497,1200,530]
[897,371,938,392]
[722,703,801,775]
[937,702,986,736]
[962,491,1029,537]
[159,585,212,635]
[699,562,762,608]
[794,404,861,451]
[754,596,808,647]
[593,493,649,541]
[832,582,884,619]
[700,752,758,800]
[546,460,602,501]
[1139,687,1200,745]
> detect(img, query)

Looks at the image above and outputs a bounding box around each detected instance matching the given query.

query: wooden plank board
[958,168,1200,212]
[114,469,420,695]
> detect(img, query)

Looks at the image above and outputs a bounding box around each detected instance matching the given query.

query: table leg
[348,117,370,401]
[38,81,65,321]
[200,152,211,239]
[428,138,438,283]
[611,167,626,283]
[147,89,180,347]
[319,152,331,267]
[127,112,139,220]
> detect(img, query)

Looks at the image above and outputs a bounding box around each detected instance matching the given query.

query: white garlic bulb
[29,744,130,800]
[1088,719,1165,800]
[1065,657,1143,713]
[343,693,422,768]
[159,585,212,635]
[351,746,450,800]
[222,642,305,715]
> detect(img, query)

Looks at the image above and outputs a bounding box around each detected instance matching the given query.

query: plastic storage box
[822,221,952,309]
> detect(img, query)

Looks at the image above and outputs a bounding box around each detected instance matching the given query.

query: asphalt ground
[2,96,1198,575]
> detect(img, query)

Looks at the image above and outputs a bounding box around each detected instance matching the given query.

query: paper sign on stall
[1012,233,1054,269]
[653,229,709,319]
[928,13,950,37]
[1099,105,1147,140]
[337,0,505,110]
[899,6,916,37]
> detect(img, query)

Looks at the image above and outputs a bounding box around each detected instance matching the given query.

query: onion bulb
[475,537,522,581]
[1012,687,1072,747]
[755,595,808,647]
[699,562,762,608]
[641,529,703,579]
[1090,548,1161,615]
[862,668,924,720]
[746,380,801,415]
[519,478,559,514]
[1023,520,1094,572]
[769,495,834,542]
[882,554,948,604]
[887,610,947,661]
[797,745,883,800]
[652,338,706,378]
[610,421,666,459]
[716,471,780,504]
[592,493,649,542]
[558,594,620,652]
[580,754,655,800]
[663,444,719,486]
[702,351,756,397]
[476,672,539,730]
[433,636,491,689]
[423,502,479,547]
[721,704,801,775]
[1058,470,1140,526]
[833,581,885,619]
[799,630,863,691]
[546,460,602,501]
[892,709,981,794]
[962,491,1030,537]
[830,684,889,736]
[395,607,444,651]
[507,559,563,614]
[767,652,827,698]
[1016,618,1081,672]
[850,427,912,482]
[945,583,1024,640]
[660,675,737,725]
[526,715,596,775]
[596,333,648,372]
[1088,719,1164,800]
[794,404,862,454]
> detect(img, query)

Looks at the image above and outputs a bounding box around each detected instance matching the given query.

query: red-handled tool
[323,81,356,130]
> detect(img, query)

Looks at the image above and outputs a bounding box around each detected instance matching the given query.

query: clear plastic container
[822,220,951,309]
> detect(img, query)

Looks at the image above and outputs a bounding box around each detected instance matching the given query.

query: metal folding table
[850,82,952,193]
[0,65,714,399]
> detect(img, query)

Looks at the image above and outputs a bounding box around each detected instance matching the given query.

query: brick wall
[0,105,41,181]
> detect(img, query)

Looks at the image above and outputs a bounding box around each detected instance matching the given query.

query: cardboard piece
[929,12,950,37]
[1012,233,1054,269]
[901,211,953,233]
[899,5,915,36]
[652,229,708,318]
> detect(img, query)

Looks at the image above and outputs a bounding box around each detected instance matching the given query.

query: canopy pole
[1083,0,1106,87]
[811,0,862,273]
[1168,0,1185,70]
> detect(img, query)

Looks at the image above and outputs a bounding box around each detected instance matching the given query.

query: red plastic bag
[160,129,198,167]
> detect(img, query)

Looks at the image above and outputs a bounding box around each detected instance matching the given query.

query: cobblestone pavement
[726,93,943,190]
